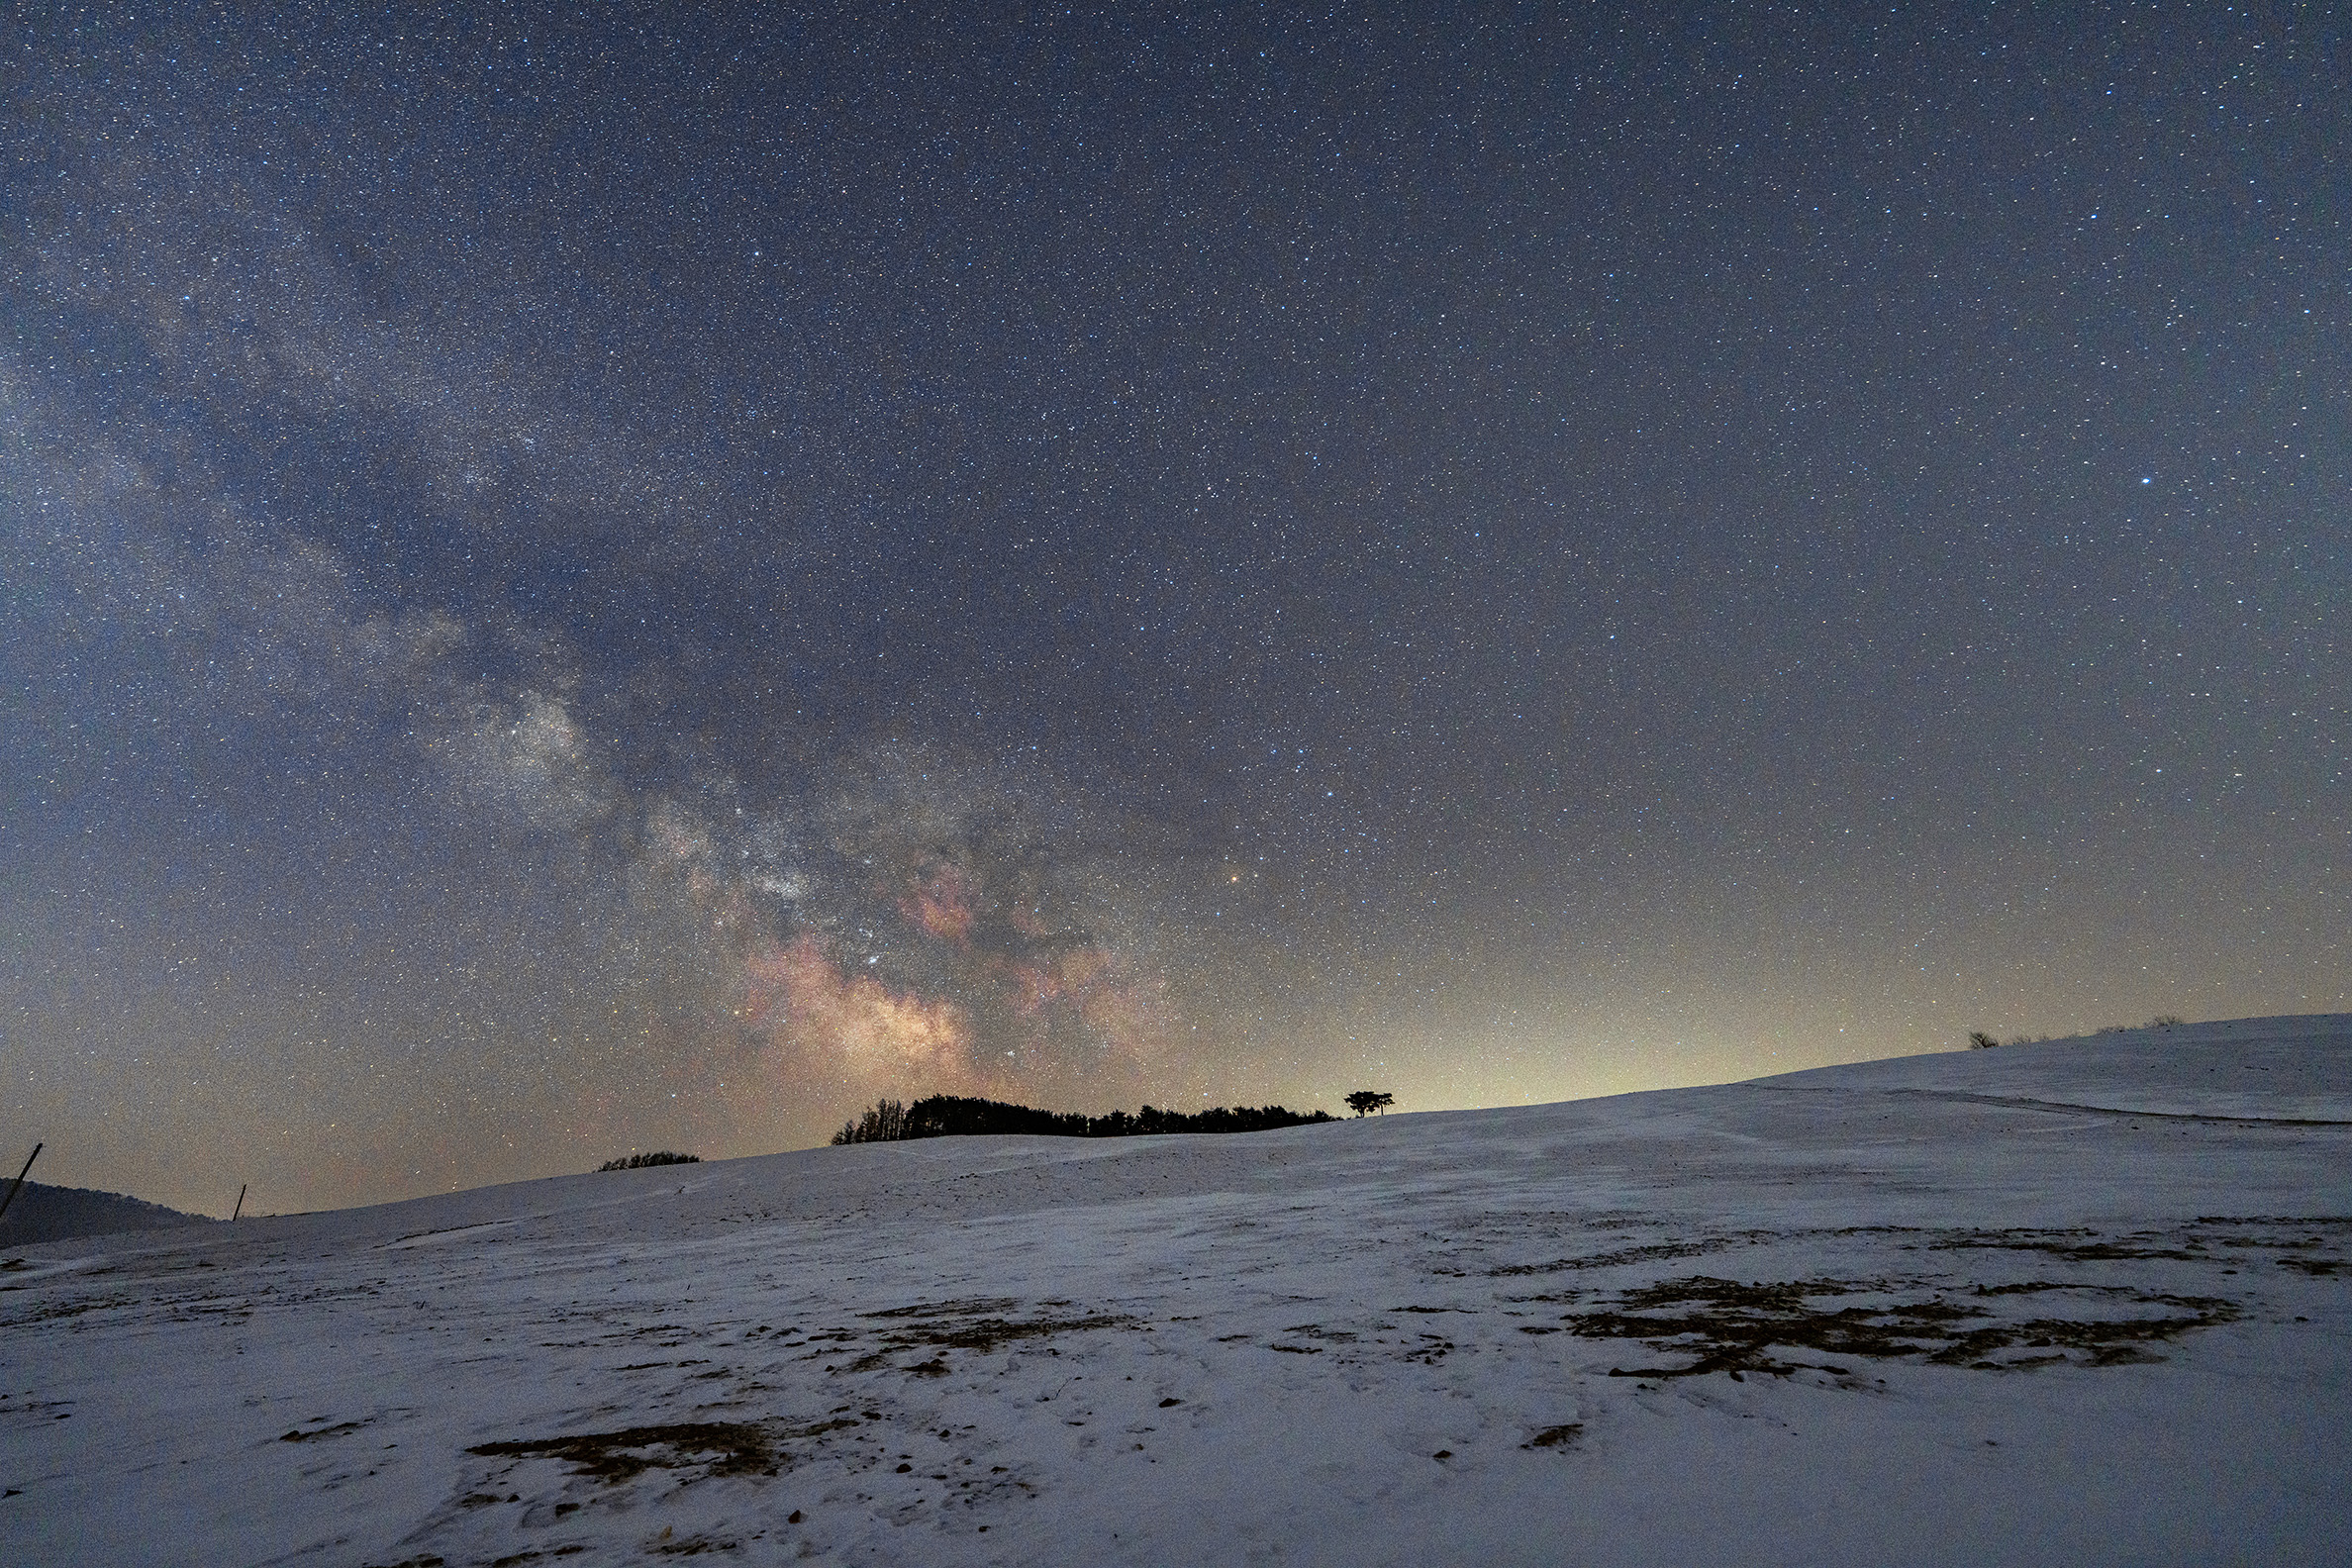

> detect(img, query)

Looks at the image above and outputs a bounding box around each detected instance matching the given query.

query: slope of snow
[4,1016,2348,1566]
[1754,1013,2352,1123]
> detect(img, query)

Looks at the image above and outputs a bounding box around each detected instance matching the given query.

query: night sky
[5,3,2345,1216]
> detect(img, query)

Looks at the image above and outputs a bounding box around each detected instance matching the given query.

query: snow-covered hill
[0,1180,219,1248]
[5,1016,2348,1566]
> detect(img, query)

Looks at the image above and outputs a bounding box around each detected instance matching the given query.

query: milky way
[4,4,2344,1212]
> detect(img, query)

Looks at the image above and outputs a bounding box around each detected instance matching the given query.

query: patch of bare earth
[839,1299,1143,1373]
[466,1421,777,1482]
[1561,1275,2240,1378]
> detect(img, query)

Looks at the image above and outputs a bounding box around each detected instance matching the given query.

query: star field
[3,2,2344,1213]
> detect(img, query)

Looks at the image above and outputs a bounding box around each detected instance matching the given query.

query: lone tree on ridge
[1345,1090,1395,1118]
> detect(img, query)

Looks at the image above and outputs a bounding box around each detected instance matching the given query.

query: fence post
[0,1142,41,1226]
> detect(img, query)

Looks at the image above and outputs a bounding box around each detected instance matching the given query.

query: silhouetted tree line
[833,1099,912,1144]
[597,1151,702,1171]
[831,1095,1336,1145]
[1968,1016,2187,1050]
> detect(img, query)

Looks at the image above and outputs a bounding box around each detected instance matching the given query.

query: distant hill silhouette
[0,1181,218,1247]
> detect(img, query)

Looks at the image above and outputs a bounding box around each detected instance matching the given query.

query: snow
[5,1015,2349,1566]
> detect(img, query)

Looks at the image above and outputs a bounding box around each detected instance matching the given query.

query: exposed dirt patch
[859,1296,1025,1321]
[651,1532,738,1555]
[1564,1275,2239,1378]
[1930,1219,2348,1275]
[15,1293,138,1325]
[280,1419,371,1443]
[841,1308,1142,1372]
[468,1421,776,1483]
[1929,1228,2201,1262]
[1491,1239,1728,1277]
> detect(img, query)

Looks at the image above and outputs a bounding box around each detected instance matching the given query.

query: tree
[1345,1090,1395,1118]
[831,1099,909,1144]
[597,1151,700,1172]
[1967,1030,1999,1050]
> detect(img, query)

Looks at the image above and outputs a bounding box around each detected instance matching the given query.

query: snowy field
[5,1016,2349,1566]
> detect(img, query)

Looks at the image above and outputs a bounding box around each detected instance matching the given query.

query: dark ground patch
[468,1421,776,1482]
[1490,1238,1738,1277]
[280,1419,371,1442]
[858,1296,1024,1321]
[651,1531,737,1555]
[841,1308,1142,1372]
[1929,1228,2201,1262]
[1928,1220,2347,1275]
[1565,1276,2240,1378]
